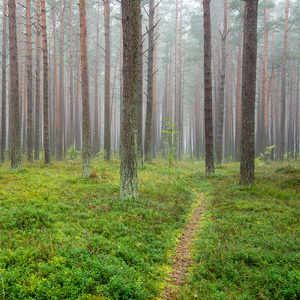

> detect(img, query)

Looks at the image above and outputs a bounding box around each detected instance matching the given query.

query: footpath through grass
[0,157,299,299]
[0,158,196,299]
[179,160,300,300]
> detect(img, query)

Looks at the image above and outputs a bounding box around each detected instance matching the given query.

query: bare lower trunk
[104,0,111,161]
[203,0,214,174]
[41,0,50,164]
[144,0,155,162]
[120,0,140,199]
[9,0,22,169]
[1,0,7,163]
[79,0,91,177]
[240,0,258,185]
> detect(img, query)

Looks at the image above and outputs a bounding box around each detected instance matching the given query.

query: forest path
[158,192,205,299]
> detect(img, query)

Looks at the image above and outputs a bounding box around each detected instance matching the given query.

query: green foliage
[0,159,194,299]
[178,161,300,299]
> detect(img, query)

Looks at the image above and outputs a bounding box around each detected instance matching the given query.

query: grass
[0,156,299,299]
[179,160,300,300]
[0,157,195,299]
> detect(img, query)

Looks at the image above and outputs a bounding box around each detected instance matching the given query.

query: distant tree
[144,0,155,163]
[79,0,91,178]
[280,0,289,162]
[104,0,111,161]
[9,0,21,169]
[41,0,50,164]
[1,0,7,163]
[215,0,228,165]
[120,0,140,199]
[34,0,41,161]
[240,0,259,185]
[137,11,143,166]
[26,0,33,162]
[203,0,214,175]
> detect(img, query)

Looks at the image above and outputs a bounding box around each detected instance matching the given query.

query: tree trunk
[69,0,74,149]
[120,0,140,199]
[203,0,214,174]
[93,2,100,157]
[144,0,155,163]
[9,0,22,169]
[79,0,91,177]
[26,0,33,162]
[152,3,159,158]
[1,0,7,163]
[296,33,300,160]
[262,3,269,160]
[41,0,50,164]
[58,0,64,160]
[34,0,41,160]
[137,11,143,166]
[235,17,243,162]
[104,0,111,161]
[240,0,258,185]
[280,0,289,162]
[215,0,228,165]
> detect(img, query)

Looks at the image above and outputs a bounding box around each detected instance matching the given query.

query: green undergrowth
[0,158,196,299]
[179,160,300,300]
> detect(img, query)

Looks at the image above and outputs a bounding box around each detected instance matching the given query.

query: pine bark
[240,0,259,185]
[104,0,111,161]
[26,0,33,162]
[79,0,91,177]
[93,2,100,157]
[34,0,41,160]
[235,17,243,162]
[280,0,289,162]
[41,0,50,164]
[58,0,64,160]
[137,12,143,166]
[120,0,140,199]
[9,0,22,169]
[1,0,7,163]
[215,0,228,165]
[69,0,74,148]
[203,0,214,174]
[144,0,155,163]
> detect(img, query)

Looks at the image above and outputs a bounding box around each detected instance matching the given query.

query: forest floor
[0,155,299,299]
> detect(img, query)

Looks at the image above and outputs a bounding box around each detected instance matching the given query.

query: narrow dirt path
[159,193,205,299]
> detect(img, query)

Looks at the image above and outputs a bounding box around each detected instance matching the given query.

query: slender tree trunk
[1,0,7,163]
[296,33,300,160]
[34,0,41,160]
[104,0,111,161]
[58,0,64,160]
[144,0,155,162]
[280,0,289,162]
[52,0,59,160]
[79,0,91,177]
[270,30,275,161]
[137,11,143,166]
[235,17,243,161]
[203,0,214,174]
[152,3,158,158]
[41,0,50,164]
[93,2,100,156]
[216,0,228,165]
[26,0,33,162]
[240,0,258,185]
[9,0,21,169]
[120,0,140,199]
[69,0,74,148]
[262,3,269,160]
